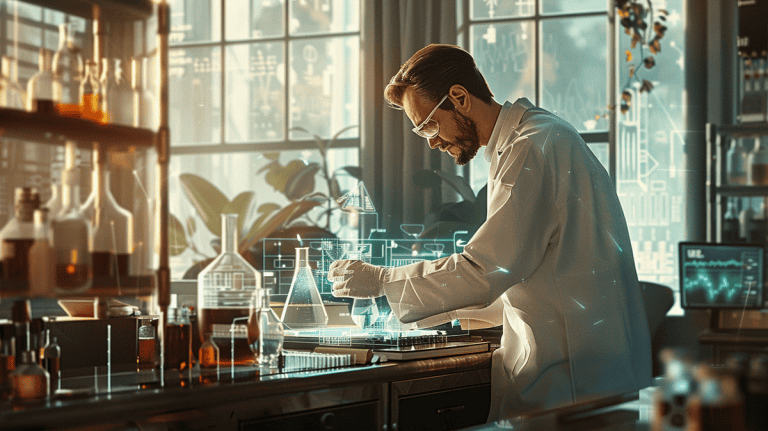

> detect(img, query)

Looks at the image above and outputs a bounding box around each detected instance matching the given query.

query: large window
[167,0,361,280]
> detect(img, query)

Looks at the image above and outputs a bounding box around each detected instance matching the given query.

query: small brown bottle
[10,350,49,401]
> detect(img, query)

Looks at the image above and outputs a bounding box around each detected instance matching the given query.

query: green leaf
[257,203,281,214]
[290,126,326,153]
[223,191,254,235]
[338,166,362,180]
[239,199,322,253]
[179,174,230,236]
[284,162,320,200]
[169,213,189,256]
[413,169,443,189]
[329,177,342,200]
[433,170,476,203]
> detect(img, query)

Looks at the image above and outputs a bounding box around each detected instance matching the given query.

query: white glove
[327,259,389,298]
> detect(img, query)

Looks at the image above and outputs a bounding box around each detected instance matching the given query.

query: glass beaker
[197,214,260,366]
[748,136,768,186]
[248,288,284,370]
[281,247,328,330]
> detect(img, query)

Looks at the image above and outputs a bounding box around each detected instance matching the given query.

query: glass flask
[79,60,101,121]
[10,350,49,401]
[748,137,768,186]
[81,143,134,279]
[198,335,220,383]
[0,56,25,109]
[26,48,55,113]
[197,214,260,366]
[52,23,83,106]
[281,247,328,330]
[248,288,284,370]
[41,330,60,393]
[137,318,157,370]
[1,187,40,295]
[726,138,748,185]
[29,208,56,297]
[52,142,92,293]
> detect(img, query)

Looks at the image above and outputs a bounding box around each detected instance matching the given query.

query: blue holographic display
[679,243,765,309]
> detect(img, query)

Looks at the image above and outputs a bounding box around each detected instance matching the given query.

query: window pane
[169,0,222,44]
[225,42,285,143]
[471,22,535,107]
[470,0,534,20]
[540,16,608,132]
[289,36,359,139]
[170,47,222,145]
[290,0,359,35]
[226,0,284,40]
[616,3,686,314]
[169,148,359,280]
[541,0,606,15]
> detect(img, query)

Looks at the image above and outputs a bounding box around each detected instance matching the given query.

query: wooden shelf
[19,0,153,21]
[0,108,156,150]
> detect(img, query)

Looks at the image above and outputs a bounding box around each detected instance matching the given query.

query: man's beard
[446,110,481,165]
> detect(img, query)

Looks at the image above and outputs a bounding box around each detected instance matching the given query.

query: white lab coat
[381,98,652,421]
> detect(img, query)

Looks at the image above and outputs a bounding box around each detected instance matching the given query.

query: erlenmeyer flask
[281,247,328,330]
[197,214,259,366]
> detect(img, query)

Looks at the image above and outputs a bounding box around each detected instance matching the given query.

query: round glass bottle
[197,214,260,366]
[748,137,768,186]
[726,138,748,185]
[26,48,55,113]
[10,350,49,401]
[281,247,328,330]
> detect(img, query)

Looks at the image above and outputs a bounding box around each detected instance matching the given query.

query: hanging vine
[616,0,668,114]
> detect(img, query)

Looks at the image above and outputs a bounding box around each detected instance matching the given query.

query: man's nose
[428,136,441,149]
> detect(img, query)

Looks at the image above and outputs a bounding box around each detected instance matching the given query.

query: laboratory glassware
[722,198,741,243]
[41,330,60,393]
[166,307,192,370]
[1,187,40,295]
[137,318,157,370]
[131,57,142,127]
[80,60,101,121]
[81,143,134,279]
[52,23,83,106]
[26,49,55,113]
[0,56,25,109]
[52,142,91,292]
[99,58,121,122]
[281,247,327,330]
[748,137,768,186]
[10,350,49,401]
[197,214,260,366]
[248,288,284,369]
[29,208,55,297]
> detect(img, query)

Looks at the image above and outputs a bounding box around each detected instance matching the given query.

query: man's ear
[449,84,471,114]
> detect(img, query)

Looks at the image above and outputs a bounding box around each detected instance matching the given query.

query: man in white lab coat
[328,44,652,421]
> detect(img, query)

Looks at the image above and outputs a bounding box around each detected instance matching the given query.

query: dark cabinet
[240,401,379,431]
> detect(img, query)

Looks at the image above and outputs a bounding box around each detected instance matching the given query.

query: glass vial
[748,137,768,186]
[41,331,60,393]
[29,208,56,297]
[197,214,260,366]
[726,138,748,185]
[722,198,741,244]
[98,58,121,123]
[26,48,55,113]
[52,142,91,293]
[1,187,40,295]
[81,143,133,279]
[10,350,49,401]
[281,247,328,330]
[165,307,192,370]
[52,23,83,105]
[198,335,220,383]
[79,60,100,121]
[137,318,157,370]
[248,288,284,370]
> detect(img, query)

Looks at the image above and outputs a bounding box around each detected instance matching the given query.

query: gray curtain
[360,0,457,237]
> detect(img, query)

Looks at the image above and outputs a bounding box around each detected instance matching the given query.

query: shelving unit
[706,122,768,242]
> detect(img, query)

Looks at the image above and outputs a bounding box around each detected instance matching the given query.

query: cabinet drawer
[240,401,379,431]
[396,383,491,431]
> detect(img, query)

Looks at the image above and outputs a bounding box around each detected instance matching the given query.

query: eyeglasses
[412,94,449,139]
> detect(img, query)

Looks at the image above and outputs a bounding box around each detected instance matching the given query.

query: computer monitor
[679,242,765,309]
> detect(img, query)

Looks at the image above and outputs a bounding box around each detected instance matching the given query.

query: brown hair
[384,44,494,110]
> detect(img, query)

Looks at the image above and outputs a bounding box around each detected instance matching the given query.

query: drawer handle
[436,405,466,415]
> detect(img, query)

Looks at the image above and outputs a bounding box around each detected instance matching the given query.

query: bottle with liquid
[41,331,60,394]
[0,188,40,295]
[137,318,157,370]
[722,198,742,243]
[10,350,49,401]
[98,58,121,123]
[198,335,220,383]
[29,208,56,297]
[165,307,191,370]
[26,48,55,113]
[748,137,768,186]
[281,247,328,330]
[197,214,260,367]
[727,138,749,185]
[81,143,133,279]
[0,56,25,109]
[248,288,284,370]
[51,142,91,293]
[79,60,100,121]
[52,23,83,106]
[740,199,756,243]
[11,300,31,368]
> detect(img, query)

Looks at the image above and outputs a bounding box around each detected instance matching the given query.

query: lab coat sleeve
[382,138,559,323]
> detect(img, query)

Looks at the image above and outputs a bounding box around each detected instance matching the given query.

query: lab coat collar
[483,98,536,162]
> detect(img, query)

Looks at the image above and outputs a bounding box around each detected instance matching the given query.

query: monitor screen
[679,242,765,309]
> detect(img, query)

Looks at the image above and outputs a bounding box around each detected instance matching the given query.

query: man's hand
[327,260,389,298]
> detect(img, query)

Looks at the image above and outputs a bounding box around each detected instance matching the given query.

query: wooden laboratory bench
[0,349,493,431]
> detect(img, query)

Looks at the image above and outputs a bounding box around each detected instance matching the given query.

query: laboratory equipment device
[679,242,765,309]
[248,288,284,369]
[197,214,260,366]
[281,247,328,330]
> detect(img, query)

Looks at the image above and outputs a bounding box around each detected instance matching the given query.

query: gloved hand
[327,260,389,298]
